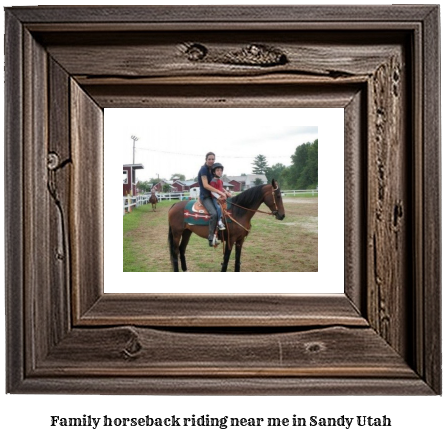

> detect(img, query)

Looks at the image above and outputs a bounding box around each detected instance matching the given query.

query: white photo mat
[104,108,344,293]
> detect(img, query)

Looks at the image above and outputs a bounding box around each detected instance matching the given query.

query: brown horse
[149,193,158,212]
[168,179,285,272]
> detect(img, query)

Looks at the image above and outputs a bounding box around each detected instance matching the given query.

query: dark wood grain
[80,294,367,327]
[8,5,437,24]
[48,57,72,344]
[4,5,440,395]
[70,80,104,320]
[422,6,441,394]
[344,89,366,314]
[41,32,400,79]
[23,28,50,372]
[367,52,409,357]
[13,376,434,396]
[5,10,24,394]
[37,326,415,377]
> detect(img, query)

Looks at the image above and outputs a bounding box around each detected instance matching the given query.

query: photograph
[115,110,319,273]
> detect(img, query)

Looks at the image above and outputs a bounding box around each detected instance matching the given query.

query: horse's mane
[230,184,267,218]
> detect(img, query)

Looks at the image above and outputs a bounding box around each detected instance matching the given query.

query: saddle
[184,199,232,226]
[184,200,211,225]
[192,200,208,215]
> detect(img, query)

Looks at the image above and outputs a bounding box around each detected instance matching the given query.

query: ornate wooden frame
[5,6,441,394]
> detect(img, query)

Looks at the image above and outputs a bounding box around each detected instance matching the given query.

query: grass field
[123,197,318,272]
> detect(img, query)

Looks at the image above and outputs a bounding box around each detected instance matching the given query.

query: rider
[210,162,232,231]
[197,152,225,247]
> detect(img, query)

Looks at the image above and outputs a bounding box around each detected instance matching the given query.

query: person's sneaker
[209,236,221,247]
[218,220,226,230]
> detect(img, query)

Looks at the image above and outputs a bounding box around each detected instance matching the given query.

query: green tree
[285,139,318,189]
[266,163,286,186]
[253,177,264,186]
[136,180,151,193]
[251,154,270,175]
[162,183,172,193]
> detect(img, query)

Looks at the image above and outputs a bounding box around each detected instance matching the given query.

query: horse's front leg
[221,246,232,272]
[234,240,244,272]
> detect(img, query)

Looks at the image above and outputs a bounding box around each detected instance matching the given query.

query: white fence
[123,192,192,215]
[157,192,190,201]
[281,189,318,197]
[123,194,151,215]
[123,189,318,215]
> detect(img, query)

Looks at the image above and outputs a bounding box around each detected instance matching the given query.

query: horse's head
[264,179,285,220]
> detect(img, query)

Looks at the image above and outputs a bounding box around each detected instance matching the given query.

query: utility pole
[131,135,139,164]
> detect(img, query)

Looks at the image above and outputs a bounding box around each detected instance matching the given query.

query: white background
[107,108,343,286]
[1,1,442,437]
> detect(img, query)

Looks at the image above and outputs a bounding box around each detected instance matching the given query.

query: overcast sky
[105,108,318,182]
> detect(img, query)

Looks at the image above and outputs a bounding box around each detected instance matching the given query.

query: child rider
[210,163,232,231]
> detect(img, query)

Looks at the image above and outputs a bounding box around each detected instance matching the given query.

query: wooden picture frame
[5,5,441,394]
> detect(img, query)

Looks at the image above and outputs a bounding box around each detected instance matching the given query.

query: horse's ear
[272,178,277,189]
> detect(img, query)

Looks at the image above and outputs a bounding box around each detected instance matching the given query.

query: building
[171,179,199,192]
[225,174,267,191]
[151,179,199,193]
[123,164,144,196]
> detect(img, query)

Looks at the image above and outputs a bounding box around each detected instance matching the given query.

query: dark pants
[200,195,217,239]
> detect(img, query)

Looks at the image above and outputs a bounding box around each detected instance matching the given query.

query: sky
[105,108,318,182]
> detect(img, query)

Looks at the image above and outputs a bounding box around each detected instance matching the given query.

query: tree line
[136,139,318,192]
[252,139,318,189]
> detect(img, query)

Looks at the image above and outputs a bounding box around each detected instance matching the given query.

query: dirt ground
[124,197,318,272]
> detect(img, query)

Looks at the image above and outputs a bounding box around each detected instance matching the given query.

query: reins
[228,201,273,215]
[217,185,280,253]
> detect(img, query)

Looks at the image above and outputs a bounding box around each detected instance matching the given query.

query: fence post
[123,197,125,215]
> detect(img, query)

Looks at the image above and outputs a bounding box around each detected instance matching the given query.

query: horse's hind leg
[179,229,192,272]
[168,226,181,272]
